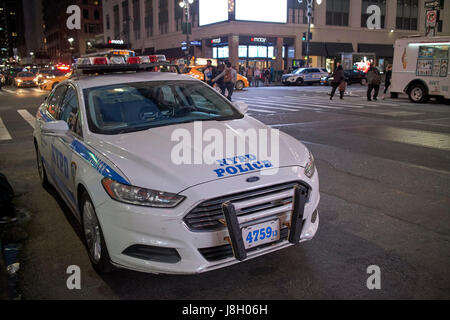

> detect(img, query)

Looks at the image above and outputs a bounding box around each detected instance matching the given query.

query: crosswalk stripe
[17,109,36,129]
[247,103,316,112]
[246,107,274,114]
[3,89,15,94]
[240,97,344,110]
[0,117,12,141]
[265,96,365,108]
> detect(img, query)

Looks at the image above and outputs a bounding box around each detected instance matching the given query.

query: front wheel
[81,193,115,274]
[36,145,50,188]
[296,78,304,86]
[235,80,244,91]
[408,84,429,103]
[360,78,367,86]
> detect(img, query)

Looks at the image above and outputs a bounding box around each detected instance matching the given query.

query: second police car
[33,56,320,274]
[282,67,329,86]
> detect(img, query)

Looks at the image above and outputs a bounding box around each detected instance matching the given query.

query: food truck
[390,36,449,103]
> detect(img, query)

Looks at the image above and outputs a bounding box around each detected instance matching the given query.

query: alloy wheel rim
[412,88,423,101]
[83,201,102,263]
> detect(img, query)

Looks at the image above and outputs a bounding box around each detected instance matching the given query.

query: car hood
[87,117,310,194]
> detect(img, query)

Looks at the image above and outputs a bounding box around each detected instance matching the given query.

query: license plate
[242,220,280,250]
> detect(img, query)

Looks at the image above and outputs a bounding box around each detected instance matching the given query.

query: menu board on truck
[416,45,449,77]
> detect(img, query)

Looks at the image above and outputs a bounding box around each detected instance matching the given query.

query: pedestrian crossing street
[236,94,403,116]
[0,109,36,141]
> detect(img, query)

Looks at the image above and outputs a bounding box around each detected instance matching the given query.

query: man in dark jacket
[367,66,381,101]
[330,65,345,100]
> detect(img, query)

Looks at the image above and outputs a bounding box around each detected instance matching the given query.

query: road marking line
[266,96,365,108]
[17,109,36,129]
[246,107,274,113]
[0,117,12,140]
[240,97,344,110]
[3,89,15,94]
[247,104,312,112]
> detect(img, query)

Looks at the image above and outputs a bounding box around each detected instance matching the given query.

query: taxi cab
[39,70,72,91]
[187,65,250,90]
[282,67,329,86]
[33,56,320,274]
[15,71,38,88]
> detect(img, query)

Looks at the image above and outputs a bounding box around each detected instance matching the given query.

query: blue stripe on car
[70,140,129,185]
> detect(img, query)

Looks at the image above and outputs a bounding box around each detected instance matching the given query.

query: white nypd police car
[33,59,320,274]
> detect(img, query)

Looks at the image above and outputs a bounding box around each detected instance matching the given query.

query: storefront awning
[325,43,354,56]
[358,44,394,57]
[302,42,327,56]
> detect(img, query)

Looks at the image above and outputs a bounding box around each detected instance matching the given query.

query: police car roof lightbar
[74,62,178,75]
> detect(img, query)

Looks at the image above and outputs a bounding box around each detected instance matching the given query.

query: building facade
[43,0,103,64]
[0,0,25,64]
[103,0,449,71]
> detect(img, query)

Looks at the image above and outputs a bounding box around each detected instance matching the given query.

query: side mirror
[233,101,249,115]
[41,120,69,136]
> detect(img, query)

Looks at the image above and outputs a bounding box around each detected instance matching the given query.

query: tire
[235,80,244,91]
[35,145,50,188]
[408,84,429,103]
[81,193,115,273]
[360,78,367,86]
[296,78,304,86]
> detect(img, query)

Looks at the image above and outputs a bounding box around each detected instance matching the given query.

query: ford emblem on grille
[246,176,260,183]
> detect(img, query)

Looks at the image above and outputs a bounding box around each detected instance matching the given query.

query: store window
[159,0,169,35]
[361,0,386,28]
[145,0,153,38]
[122,1,130,37]
[113,5,120,39]
[239,46,248,58]
[396,0,418,31]
[326,0,349,26]
[218,47,229,59]
[288,0,314,24]
[132,0,141,40]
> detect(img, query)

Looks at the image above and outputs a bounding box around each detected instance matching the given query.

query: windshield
[293,68,306,74]
[17,72,34,77]
[84,80,243,135]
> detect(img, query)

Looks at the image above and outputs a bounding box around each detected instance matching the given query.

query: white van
[391,36,449,103]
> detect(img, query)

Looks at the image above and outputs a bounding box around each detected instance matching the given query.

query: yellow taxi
[39,70,72,91]
[186,65,249,90]
[14,71,38,88]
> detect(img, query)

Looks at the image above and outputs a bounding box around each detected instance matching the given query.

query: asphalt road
[0,84,449,299]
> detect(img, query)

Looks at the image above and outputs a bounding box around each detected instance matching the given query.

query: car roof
[73,71,197,90]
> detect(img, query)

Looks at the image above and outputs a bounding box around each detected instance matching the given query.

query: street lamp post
[68,37,75,65]
[305,0,313,67]
[179,0,194,66]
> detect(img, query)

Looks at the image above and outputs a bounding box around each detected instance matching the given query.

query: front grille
[199,228,289,262]
[184,181,309,231]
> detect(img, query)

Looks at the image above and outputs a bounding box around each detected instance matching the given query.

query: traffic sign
[426,10,438,27]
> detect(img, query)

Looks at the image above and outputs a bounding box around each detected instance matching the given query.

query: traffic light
[302,32,312,41]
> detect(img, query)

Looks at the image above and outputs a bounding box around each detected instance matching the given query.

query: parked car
[321,69,367,86]
[282,67,329,86]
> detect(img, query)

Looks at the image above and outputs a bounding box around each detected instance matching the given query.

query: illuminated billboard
[235,0,287,23]
[199,0,229,26]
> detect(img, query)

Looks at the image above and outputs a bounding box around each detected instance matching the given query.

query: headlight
[101,178,185,208]
[16,79,22,83]
[304,152,315,179]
